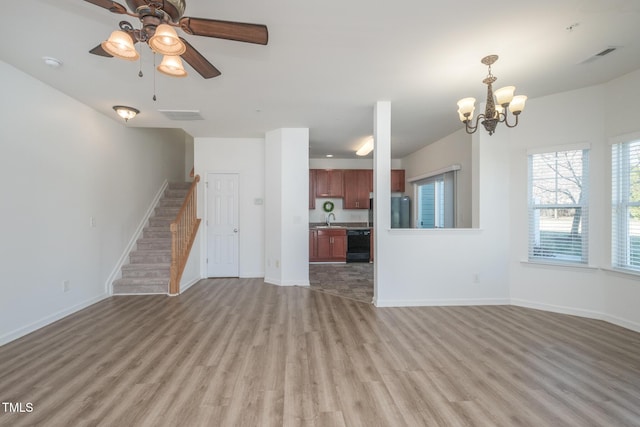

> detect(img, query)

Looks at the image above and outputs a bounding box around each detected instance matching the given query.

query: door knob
[233,228,238,233]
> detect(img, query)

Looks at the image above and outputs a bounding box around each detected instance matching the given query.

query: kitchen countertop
[309,222,371,230]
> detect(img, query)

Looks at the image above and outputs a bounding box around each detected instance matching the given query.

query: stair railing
[169,175,201,295]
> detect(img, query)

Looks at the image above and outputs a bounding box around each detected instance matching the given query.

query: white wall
[0,61,186,345]
[194,138,265,278]
[401,129,473,228]
[374,101,511,306]
[184,133,195,181]
[507,69,640,332]
[264,128,310,286]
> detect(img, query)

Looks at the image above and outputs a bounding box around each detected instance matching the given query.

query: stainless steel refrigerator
[391,196,411,228]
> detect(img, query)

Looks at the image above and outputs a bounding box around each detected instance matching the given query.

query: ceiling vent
[579,47,619,64]
[158,109,205,121]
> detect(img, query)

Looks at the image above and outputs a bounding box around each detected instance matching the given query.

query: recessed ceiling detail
[158,109,204,121]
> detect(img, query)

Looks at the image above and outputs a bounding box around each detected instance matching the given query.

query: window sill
[520,259,599,271]
[387,228,483,235]
[601,267,640,280]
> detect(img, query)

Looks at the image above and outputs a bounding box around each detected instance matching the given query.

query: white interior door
[206,173,239,277]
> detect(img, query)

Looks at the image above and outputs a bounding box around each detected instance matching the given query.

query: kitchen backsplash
[309,198,369,224]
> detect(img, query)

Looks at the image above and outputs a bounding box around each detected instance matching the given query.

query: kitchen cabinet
[315,228,346,262]
[309,229,317,260]
[343,169,372,209]
[309,169,316,209]
[391,169,406,193]
[369,228,374,262]
[314,169,344,198]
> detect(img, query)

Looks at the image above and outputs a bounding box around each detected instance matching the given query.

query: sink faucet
[326,212,336,226]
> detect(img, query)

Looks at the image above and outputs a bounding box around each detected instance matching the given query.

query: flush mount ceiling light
[356,137,374,156]
[457,55,527,135]
[113,105,140,122]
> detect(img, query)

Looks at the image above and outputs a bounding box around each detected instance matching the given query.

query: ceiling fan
[85,0,268,78]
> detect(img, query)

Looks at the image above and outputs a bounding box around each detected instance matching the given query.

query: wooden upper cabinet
[343,169,372,209]
[391,169,406,193]
[309,169,316,209]
[314,169,344,198]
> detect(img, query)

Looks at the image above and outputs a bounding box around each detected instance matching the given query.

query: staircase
[113,182,192,294]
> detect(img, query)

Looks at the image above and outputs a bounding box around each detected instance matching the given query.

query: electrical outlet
[473,273,480,284]
[90,216,96,228]
[63,280,70,292]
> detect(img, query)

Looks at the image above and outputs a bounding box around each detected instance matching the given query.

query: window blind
[528,149,589,263]
[612,140,640,271]
[414,170,456,228]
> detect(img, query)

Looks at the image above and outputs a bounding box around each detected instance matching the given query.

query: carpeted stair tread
[112,181,192,295]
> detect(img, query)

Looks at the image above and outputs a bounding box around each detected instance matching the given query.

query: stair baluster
[169,175,201,295]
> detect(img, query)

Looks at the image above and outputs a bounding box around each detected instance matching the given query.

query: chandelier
[457,55,527,135]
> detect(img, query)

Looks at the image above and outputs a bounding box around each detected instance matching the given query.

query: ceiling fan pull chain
[138,21,144,78]
[138,40,144,77]
[153,53,157,101]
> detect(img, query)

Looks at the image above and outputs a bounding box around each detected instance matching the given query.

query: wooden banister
[169,175,201,295]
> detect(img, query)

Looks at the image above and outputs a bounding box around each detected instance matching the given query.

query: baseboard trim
[179,276,201,294]
[239,273,265,279]
[104,180,169,295]
[0,294,109,346]
[510,298,640,333]
[374,298,510,307]
[263,277,310,287]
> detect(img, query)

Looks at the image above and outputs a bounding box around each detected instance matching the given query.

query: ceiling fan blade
[89,44,113,57]
[83,0,128,14]
[179,18,268,45]
[180,37,221,79]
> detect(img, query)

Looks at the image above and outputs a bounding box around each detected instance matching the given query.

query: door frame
[204,171,241,278]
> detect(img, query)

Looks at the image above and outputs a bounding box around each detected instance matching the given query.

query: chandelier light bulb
[509,95,528,114]
[456,97,476,121]
[495,86,515,106]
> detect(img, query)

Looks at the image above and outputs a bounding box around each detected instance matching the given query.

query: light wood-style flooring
[1,278,640,426]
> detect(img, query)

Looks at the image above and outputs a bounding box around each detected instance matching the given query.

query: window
[612,140,640,272]
[528,148,589,263]
[414,170,456,228]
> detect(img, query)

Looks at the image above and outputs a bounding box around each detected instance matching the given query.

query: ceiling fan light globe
[149,24,186,56]
[101,30,139,61]
[158,55,188,77]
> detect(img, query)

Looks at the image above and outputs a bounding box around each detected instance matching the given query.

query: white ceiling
[3,0,640,158]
